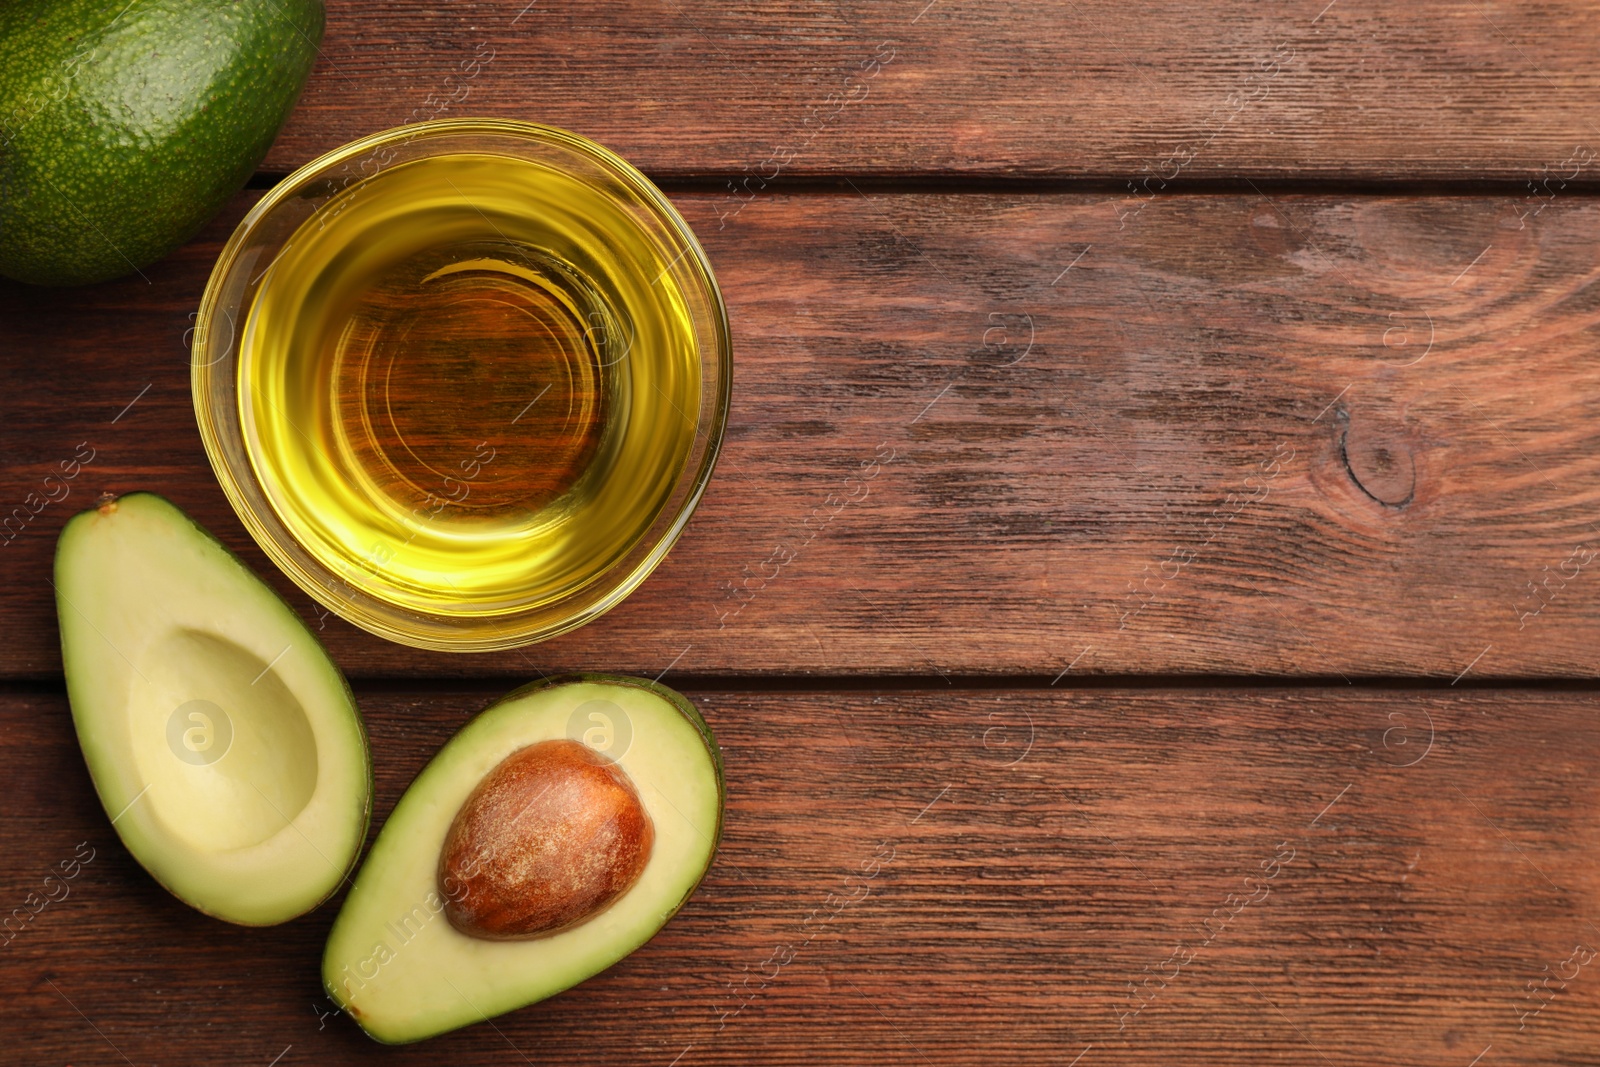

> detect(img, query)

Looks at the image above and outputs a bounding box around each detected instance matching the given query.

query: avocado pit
[438,739,654,940]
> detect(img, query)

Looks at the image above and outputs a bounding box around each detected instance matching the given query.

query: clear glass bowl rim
[191,118,731,652]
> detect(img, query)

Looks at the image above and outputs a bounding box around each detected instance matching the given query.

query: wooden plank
[258,0,1600,180]
[4,686,1598,1064]
[4,189,1600,679]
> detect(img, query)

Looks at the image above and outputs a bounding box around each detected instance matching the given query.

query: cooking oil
[238,152,701,615]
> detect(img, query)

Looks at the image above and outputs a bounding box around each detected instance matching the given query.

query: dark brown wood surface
[7,2,1600,1064]
[263,0,1600,181]
[5,687,1599,1065]
[5,190,1600,679]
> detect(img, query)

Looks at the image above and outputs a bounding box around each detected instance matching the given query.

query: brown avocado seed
[438,739,654,940]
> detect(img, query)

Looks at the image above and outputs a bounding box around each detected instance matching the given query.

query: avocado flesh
[324,676,725,1044]
[0,0,322,286]
[55,493,370,925]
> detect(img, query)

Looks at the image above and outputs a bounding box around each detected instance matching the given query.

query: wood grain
[258,0,1600,181]
[7,6,1598,1067]
[4,189,1600,679]
[4,686,1598,1065]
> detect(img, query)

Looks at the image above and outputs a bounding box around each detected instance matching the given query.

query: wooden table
[5,2,1600,1063]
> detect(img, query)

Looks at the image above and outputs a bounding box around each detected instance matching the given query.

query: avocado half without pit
[54,493,371,925]
[324,676,726,1044]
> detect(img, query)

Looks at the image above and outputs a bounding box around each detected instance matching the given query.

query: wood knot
[1338,410,1416,508]
[1249,204,1296,256]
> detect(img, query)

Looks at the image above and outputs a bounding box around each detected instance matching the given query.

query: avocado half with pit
[324,675,725,1044]
[55,493,370,925]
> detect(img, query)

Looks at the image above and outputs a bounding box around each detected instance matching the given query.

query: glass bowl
[192,119,730,651]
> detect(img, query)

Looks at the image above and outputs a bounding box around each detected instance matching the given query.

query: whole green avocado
[0,0,323,286]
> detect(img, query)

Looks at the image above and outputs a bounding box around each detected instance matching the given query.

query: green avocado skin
[0,0,322,286]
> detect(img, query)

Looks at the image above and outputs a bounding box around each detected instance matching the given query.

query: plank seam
[246,172,1600,198]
